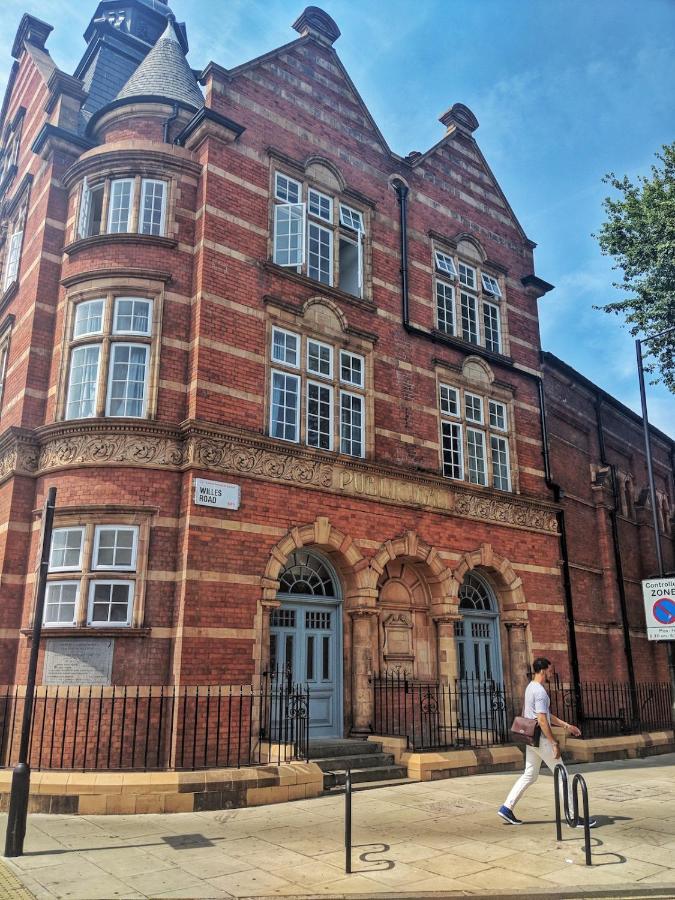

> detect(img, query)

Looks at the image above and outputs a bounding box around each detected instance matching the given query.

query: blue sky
[1,0,674,435]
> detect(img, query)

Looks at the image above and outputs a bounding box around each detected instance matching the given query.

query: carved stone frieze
[0,422,559,535]
[38,430,183,471]
[184,435,333,489]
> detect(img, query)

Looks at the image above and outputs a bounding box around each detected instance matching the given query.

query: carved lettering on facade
[1,427,558,534]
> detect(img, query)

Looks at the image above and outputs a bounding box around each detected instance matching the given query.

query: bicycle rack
[344,767,352,874]
[554,763,592,866]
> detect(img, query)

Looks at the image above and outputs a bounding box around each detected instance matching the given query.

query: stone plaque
[43,638,114,685]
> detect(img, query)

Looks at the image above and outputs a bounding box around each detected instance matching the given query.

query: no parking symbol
[642,577,675,640]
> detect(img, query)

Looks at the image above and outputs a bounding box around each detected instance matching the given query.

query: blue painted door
[270,601,341,738]
[455,615,503,729]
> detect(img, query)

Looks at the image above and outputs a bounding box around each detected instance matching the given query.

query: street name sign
[642,577,675,641]
[194,478,240,510]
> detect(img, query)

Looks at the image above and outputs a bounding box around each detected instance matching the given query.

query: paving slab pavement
[2,755,675,898]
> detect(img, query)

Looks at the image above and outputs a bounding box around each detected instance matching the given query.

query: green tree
[595,142,675,391]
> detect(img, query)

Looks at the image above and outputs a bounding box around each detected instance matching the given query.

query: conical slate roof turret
[116,15,202,109]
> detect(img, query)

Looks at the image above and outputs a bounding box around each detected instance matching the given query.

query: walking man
[498,657,596,826]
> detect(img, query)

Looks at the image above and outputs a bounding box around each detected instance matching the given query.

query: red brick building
[0,0,672,747]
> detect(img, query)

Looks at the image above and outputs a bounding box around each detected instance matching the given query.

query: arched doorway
[455,571,503,683]
[270,550,343,738]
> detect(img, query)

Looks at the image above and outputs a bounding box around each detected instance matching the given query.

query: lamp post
[635,328,675,732]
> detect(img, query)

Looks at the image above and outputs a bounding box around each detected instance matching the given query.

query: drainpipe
[163,102,179,144]
[392,178,410,327]
[595,397,638,722]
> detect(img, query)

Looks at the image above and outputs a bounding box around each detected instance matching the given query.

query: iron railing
[372,672,673,750]
[547,678,672,738]
[0,682,309,771]
[372,671,516,750]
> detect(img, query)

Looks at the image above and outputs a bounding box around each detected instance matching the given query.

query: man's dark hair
[532,657,551,673]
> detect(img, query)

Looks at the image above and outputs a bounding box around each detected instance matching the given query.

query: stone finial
[292,7,341,44]
[11,14,53,60]
[439,102,479,136]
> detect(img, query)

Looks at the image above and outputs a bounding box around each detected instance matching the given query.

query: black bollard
[345,767,352,874]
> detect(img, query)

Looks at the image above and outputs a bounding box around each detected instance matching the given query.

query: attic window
[481,273,502,298]
[434,250,457,278]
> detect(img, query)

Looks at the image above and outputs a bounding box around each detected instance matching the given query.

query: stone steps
[308,739,409,792]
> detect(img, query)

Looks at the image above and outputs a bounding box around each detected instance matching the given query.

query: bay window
[63,294,156,421]
[77,175,168,239]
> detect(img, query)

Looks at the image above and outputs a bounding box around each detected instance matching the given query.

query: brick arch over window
[367,530,453,612]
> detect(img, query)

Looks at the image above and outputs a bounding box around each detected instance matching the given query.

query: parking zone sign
[642,577,675,641]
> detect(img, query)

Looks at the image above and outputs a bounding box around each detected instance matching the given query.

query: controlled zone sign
[642,577,675,641]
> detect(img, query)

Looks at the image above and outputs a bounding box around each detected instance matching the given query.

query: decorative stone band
[0,422,559,535]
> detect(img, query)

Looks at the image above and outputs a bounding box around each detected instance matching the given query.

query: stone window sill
[262,260,377,313]
[22,626,150,639]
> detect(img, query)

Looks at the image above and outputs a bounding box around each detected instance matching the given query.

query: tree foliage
[595,142,675,391]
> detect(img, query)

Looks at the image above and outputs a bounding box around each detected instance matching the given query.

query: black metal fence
[372,672,673,750]
[548,679,672,739]
[372,672,516,750]
[0,682,309,771]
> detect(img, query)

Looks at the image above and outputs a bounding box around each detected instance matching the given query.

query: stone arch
[461,355,494,387]
[452,543,529,696]
[261,516,368,605]
[453,231,487,262]
[303,156,345,192]
[301,296,348,336]
[368,530,453,611]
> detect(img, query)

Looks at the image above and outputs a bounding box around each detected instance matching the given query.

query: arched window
[278,550,338,597]
[459,572,495,613]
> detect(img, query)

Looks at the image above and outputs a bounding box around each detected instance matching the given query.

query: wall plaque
[43,638,114,685]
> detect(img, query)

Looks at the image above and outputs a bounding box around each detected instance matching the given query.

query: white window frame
[491,435,511,491]
[465,392,484,424]
[439,383,459,417]
[307,338,333,379]
[339,204,364,232]
[73,299,105,338]
[339,350,364,388]
[436,279,455,335]
[306,379,333,450]
[49,526,85,573]
[139,178,167,236]
[481,273,502,297]
[434,250,457,278]
[460,291,480,345]
[270,369,300,443]
[488,399,508,431]
[3,227,23,290]
[273,202,306,268]
[307,220,333,285]
[87,579,134,627]
[44,581,79,627]
[467,427,488,486]
[274,172,302,203]
[441,420,464,481]
[308,188,333,222]
[107,178,135,234]
[113,297,153,336]
[458,262,476,290]
[483,301,501,353]
[271,326,300,368]
[93,524,139,571]
[105,342,149,418]
[339,389,365,458]
[65,343,101,420]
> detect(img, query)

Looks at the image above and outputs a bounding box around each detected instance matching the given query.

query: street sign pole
[636,337,675,733]
[4,487,56,858]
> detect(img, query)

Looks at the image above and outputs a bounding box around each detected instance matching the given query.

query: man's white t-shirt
[523,680,551,723]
